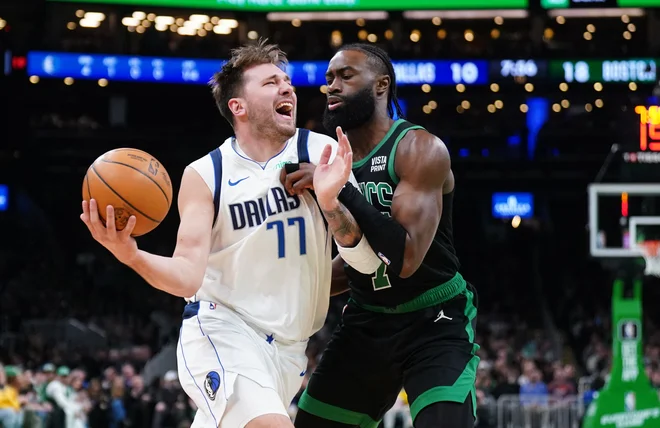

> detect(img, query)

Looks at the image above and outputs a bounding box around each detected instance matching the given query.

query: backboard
[588,104,660,259]
[588,184,660,258]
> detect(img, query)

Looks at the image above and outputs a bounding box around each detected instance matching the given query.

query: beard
[322,85,376,132]
[248,102,296,141]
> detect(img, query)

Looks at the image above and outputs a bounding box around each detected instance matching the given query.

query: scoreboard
[24,52,660,86]
[47,0,529,12]
[542,0,660,8]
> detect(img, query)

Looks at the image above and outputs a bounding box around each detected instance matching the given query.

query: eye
[342,74,353,80]
[264,81,276,86]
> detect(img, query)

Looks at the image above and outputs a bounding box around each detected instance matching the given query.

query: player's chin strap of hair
[338,183,408,276]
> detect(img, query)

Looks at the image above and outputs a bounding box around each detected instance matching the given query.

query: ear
[376,75,390,97]
[228,98,246,119]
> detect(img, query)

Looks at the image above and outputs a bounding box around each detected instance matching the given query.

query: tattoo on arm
[322,203,362,248]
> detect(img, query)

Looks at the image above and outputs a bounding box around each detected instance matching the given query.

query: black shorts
[297,283,479,428]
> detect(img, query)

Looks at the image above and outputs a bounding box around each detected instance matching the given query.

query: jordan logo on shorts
[434,310,452,323]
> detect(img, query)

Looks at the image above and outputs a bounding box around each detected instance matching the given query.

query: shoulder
[306,130,337,149]
[304,130,338,165]
[395,129,450,183]
[398,129,449,162]
[187,149,221,196]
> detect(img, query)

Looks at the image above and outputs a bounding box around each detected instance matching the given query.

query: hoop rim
[640,240,660,257]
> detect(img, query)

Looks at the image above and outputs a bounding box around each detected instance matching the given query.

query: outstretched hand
[313,126,353,209]
[80,199,139,265]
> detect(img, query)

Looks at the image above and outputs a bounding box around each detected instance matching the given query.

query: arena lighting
[547,8,644,18]
[404,9,527,19]
[266,11,388,21]
[79,19,101,28]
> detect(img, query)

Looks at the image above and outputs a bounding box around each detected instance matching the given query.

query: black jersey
[346,119,461,307]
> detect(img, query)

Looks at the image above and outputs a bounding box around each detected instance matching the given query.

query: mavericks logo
[204,371,221,401]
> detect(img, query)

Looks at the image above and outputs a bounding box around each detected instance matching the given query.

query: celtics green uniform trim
[386,122,424,185]
[298,391,380,428]
[409,286,480,420]
[349,272,466,314]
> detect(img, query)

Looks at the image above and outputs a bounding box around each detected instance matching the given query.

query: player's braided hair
[337,43,404,119]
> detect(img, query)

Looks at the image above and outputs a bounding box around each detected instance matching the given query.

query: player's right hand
[81,199,138,265]
[280,162,316,196]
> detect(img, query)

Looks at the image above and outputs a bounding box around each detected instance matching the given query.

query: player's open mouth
[327,96,343,111]
[275,101,294,120]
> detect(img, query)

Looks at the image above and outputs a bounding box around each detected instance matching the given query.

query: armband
[336,234,382,274]
[337,183,407,275]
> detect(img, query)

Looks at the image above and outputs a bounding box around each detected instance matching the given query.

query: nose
[279,80,293,95]
[327,76,342,94]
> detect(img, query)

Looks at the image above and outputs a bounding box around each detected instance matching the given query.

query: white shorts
[176,301,308,428]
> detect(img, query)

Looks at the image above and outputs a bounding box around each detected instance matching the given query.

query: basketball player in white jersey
[80,40,382,428]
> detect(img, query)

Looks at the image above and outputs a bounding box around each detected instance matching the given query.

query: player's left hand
[280,163,316,196]
[314,126,353,209]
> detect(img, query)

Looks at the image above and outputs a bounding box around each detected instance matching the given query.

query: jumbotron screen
[47,0,529,12]
[542,0,660,8]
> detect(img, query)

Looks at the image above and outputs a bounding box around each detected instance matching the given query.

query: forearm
[331,256,350,296]
[319,199,362,248]
[127,250,202,298]
[338,183,410,276]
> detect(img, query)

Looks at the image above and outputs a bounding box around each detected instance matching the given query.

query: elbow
[172,282,202,299]
[398,257,422,279]
[178,272,204,298]
[165,256,205,298]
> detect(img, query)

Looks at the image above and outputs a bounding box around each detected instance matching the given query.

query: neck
[346,110,395,162]
[234,129,289,163]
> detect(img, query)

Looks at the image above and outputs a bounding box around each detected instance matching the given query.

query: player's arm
[82,167,213,298]
[331,256,350,296]
[126,167,214,297]
[281,160,363,248]
[337,131,448,278]
[313,132,382,274]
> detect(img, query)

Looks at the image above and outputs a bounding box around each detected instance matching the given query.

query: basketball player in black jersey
[282,44,479,428]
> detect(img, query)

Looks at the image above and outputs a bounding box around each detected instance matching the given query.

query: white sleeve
[306,132,382,274]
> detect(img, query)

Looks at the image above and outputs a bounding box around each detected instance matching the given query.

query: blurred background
[1,0,660,427]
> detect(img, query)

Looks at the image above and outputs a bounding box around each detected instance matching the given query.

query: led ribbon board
[542,0,660,7]
[48,0,528,11]
[26,52,489,86]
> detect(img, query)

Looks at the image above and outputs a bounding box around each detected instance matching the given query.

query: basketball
[82,148,173,237]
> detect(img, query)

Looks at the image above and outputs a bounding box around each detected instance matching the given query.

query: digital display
[491,59,549,81]
[26,52,489,86]
[492,193,534,219]
[549,59,658,84]
[48,0,529,12]
[542,0,660,7]
[635,105,660,152]
[26,52,660,86]
[621,106,660,165]
[0,185,7,212]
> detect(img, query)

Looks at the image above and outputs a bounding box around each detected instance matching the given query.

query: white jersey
[188,129,346,343]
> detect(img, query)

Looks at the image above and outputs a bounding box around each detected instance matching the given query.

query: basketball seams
[99,159,171,206]
[90,164,161,224]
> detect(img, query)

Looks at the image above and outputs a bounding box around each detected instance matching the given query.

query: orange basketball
[82,148,173,237]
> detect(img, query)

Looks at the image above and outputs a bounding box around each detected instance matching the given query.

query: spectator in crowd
[519,369,549,407]
[0,365,23,428]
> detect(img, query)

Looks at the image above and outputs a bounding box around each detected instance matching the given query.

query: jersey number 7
[372,264,392,291]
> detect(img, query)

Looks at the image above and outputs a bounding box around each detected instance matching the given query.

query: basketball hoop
[641,240,660,277]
